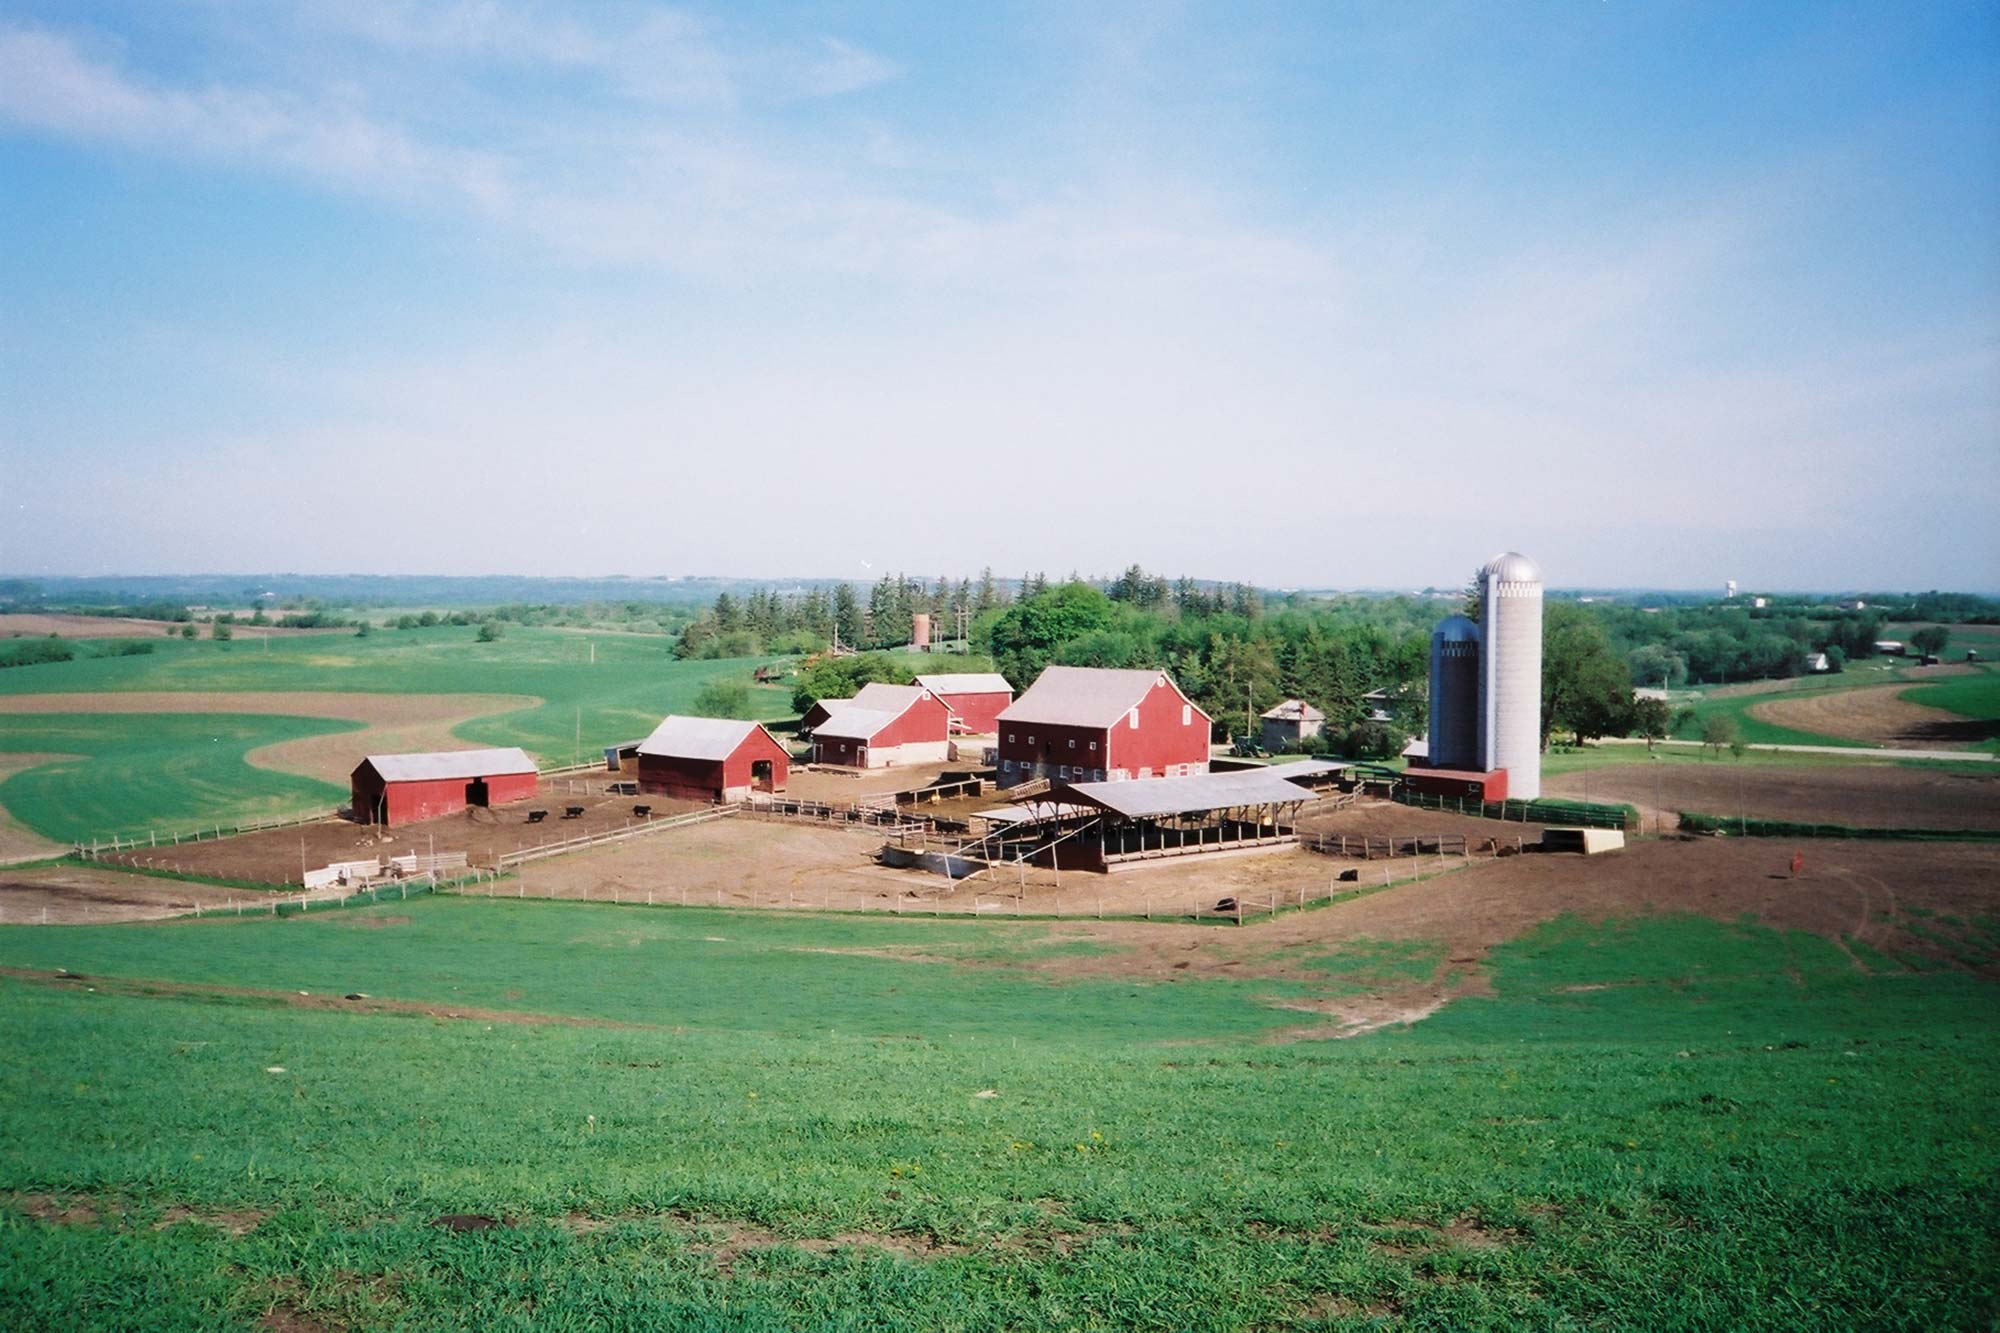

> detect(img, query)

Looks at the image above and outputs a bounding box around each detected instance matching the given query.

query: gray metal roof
[362,747,537,783]
[852,682,931,711]
[1261,759,1348,781]
[636,715,774,761]
[1260,699,1325,722]
[812,706,906,742]
[914,673,1013,696]
[997,666,1184,729]
[1060,768,1319,820]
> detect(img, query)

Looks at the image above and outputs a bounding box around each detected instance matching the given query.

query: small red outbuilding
[636,716,789,802]
[914,672,1015,734]
[350,747,540,826]
[1400,767,1509,803]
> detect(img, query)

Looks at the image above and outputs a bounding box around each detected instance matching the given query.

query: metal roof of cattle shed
[1059,768,1318,820]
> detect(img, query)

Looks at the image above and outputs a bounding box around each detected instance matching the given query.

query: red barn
[996,666,1211,787]
[810,683,951,768]
[1401,767,1509,803]
[914,673,1015,734]
[636,716,789,802]
[350,747,539,826]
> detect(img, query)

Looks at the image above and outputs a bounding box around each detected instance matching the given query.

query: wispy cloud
[0,26,510,206]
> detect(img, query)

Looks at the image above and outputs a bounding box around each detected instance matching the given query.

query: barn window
[1007,732,1014,743]
[1128,709,1140,729]
[1089,741,1097,751]
[1068,739,1076,749]
[1181,704,1191,726]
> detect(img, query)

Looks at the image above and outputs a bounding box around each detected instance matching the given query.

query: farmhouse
[995,665,1211,787]
[1259,699,1325,752]
[810,683,952,768]
[914,672,1015,733]
[350,747,539,826]
[636,715,788,802]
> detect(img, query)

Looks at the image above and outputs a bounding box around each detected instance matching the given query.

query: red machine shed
[995,666,1211,787]
[1401,767,1509,803]
[636,716,789,802]
[914,673,1015,734]
[350,747,540,826]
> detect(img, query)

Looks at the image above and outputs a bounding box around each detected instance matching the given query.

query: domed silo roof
[1481,551,1543,584]
[1433,614,1480,642]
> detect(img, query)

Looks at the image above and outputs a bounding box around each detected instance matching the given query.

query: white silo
[1478,551,1544,799]
[1428,615,1481,770]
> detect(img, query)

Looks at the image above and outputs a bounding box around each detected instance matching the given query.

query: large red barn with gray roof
[636,715,789,802]
[350,747,539,825]
[995,666,1211,787]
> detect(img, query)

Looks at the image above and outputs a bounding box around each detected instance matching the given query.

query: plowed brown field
[1748,683,1998,749]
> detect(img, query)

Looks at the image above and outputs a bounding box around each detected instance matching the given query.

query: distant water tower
[1726,579,1738,599]
[1428,615,1481,769]
[1479,551,1544,799]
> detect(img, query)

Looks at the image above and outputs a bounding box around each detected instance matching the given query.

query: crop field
[1682,662,2000,754]
[0,628,792,845]
[0,839,1996,1331]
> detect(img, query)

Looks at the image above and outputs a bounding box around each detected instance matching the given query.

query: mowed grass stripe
[0,713,357,844]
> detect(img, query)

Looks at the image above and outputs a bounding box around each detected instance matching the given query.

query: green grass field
[0,628,802,842]
[0,899,1994,1330]
[1903,664,2000,724]
[0,714,358,845]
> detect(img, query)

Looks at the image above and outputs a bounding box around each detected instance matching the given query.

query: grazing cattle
[526,809,548,823]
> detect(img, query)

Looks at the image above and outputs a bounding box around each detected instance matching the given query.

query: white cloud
[0,26,510,206]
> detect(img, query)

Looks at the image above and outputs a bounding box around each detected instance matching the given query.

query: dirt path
[0,864,342,924]
[1748,684,1997,749]
[0,692,539,784]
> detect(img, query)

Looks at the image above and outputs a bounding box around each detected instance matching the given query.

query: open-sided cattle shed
[810,683,952,768]
[914,672,1015,734]
[966,767,1321,872]
[350,747,539,826]
[636,715,789,802]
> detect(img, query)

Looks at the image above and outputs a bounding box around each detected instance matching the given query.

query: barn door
[466,778,490,808]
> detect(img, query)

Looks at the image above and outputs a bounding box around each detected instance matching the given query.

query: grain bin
[1479,551,1544,799]
[1427,615,1481,770]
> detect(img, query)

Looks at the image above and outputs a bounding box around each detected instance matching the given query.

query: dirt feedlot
[92,784,704,885]
[466,799,1551,918]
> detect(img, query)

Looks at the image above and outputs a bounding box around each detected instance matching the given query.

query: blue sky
[1,2,1995,590]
